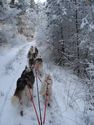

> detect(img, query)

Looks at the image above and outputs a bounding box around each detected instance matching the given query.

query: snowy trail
[0,42,64,125]
[0,42,35,125]
[0,44,30,117]
[0,41,85,125]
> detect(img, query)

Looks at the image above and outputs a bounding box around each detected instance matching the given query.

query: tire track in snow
[46,95,64,125]
[4,45,28,74]
[34,77,64,125]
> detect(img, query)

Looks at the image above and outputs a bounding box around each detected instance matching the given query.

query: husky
[40,73,53,106]
[11,66,35,116]
[11,55,43,116]
[27,46,38,59]
[27,46,38,69]
[34,57,43,71]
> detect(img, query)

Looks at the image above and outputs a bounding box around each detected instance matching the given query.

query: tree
[46,0,94,78]
[0,0,3,7]
[37,1,94,124]
[10,0,15,5]
[30,0,35,8]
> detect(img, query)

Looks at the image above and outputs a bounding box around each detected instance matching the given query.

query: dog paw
[48,103,51,107]
[20,110,23,116]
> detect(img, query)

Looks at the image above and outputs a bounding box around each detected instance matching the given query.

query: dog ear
[30,46,33,50]
[35,56,43,63]
[25,66,30,72]
[25,66,28,70]
[35,47,38,53]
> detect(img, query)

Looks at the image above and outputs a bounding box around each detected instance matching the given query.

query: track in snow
[0,42,65,125]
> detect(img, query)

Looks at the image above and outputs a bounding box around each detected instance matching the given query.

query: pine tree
[0,0,3,7]
[10,0,15,5]
[30,0,35,8]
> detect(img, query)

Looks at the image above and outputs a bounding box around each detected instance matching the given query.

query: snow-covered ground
[0,40,86,125]
[0,4,89,125]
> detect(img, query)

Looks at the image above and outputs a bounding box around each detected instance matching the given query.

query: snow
[0,4,88,125]
[80,18,94,32]
[52,15,57,20]
[0,39,84,125]
[62,7,67,15]
[89,23,94,32]
[0,42,35,125]
[35,0,46,3]
[80,17,88,29]
[0,41,86,125]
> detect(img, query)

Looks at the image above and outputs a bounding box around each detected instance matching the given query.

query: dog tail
[11,96,19,106]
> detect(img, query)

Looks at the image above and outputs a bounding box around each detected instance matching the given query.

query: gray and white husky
[40,73,53,106]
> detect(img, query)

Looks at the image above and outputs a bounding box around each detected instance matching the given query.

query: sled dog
[40,73,53,106]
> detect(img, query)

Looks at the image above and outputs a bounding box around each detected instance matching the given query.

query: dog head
[28,46,38,59]
[32,46,38,59]
[44,73,53,85]
[34,56,43,72]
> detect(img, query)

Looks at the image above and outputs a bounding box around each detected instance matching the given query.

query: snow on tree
[10,0,15,5]
[45,0,94,78]
[40,1,94,124]
[30,0,35,8]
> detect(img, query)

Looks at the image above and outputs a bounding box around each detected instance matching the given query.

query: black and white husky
[27,46,38,69]
[11,57,43,116]
[27,46,43,76]
[11,66,35,116]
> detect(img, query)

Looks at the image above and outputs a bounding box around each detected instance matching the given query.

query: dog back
[12,68,35,102]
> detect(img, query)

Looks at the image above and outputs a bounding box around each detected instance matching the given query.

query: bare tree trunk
[30,0,35,8]
[74,0,80,76]
[61,26,65,66]
[0,0,3,7]
[86,0,92,5]
[10,0,15,5]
